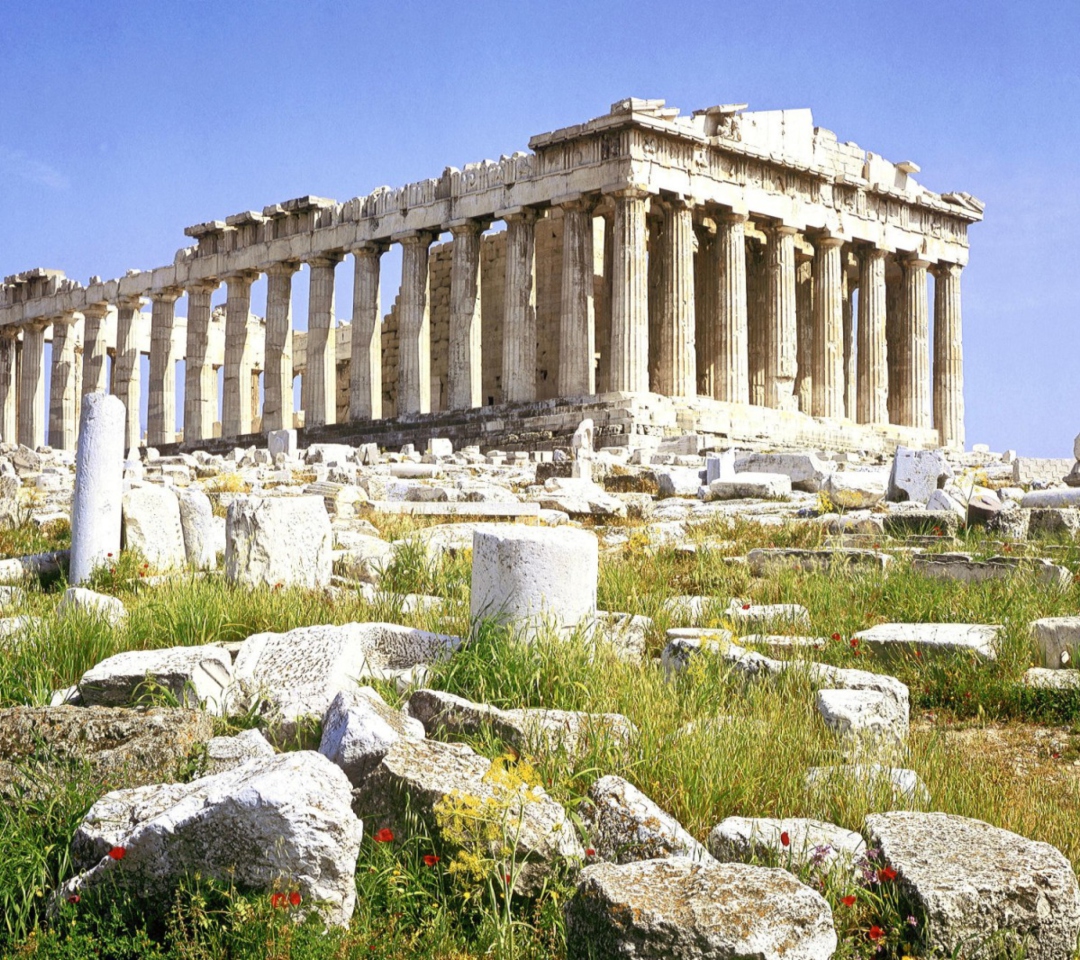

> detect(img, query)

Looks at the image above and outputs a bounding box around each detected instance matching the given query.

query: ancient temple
[0,98,982,454]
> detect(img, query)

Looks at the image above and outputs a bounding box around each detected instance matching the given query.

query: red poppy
[585,848,596,857]
[780,831,791,847]
[504,873,511,884]
[108,846,126,861]
[67,894,80,904]
[868,925,885,942]
[271,892,287,908]
[831,633,841,642]
[849,638,859,650]
[841,894,856,907]
[423,854,440,867]
[880,866,897,881]
[373,828,394,843]
[289,891,301,906]
[107,552,113,558]
[741,603,751,610]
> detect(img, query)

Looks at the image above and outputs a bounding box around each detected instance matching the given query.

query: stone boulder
[708,816,865,872]
[866,811,1080,960]
[815,688,908,753]
[655,467,704,498]
[735,452,834,492]
[198,728,275,777]
[319,686,424,785]
[706,473,792,501]
[225,495,333,589]
[352,736,583,894]
[177,488,219,570]
[823,470,887,509]
[887,446,953,503]
[1031,617,1080,669]
[564,858,837,960]
[57,586,126,627]
[122,484,187,570]
[805,764,929,804]
[62,751,362,926]
[79,645,233,714]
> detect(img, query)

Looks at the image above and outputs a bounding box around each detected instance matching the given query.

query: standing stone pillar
[843,269,857,419]
[49,311,79,450]
[655,197,696,397]
[303,254,342,428]
[559,198,596,396]
[184,280,220,442]
[746,237,767,407]
[932,261,964,448]
[222,270,259,438]
[0,330,16,444]
[764,225,798,410]
[349,243,385,422]
[69,393,125,585]
[885,269,903,424]
[712,212,749,404]
[448,219,485,410]
[502,208,538,403]
[262,262,299,434]
[81,303,110,396]
[609,188,650,393]
[19,323,46,449]
[811,236,845,419]
[397,231,435,415]
[112,296,143,450]
[898,257,932,429]
[147,290,181,446]
[857,247,888,424]
[795,253,814,414]
[694,219,716,397]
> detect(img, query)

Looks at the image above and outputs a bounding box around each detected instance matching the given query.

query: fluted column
[260,262,299,434]
[19,323,46,449]
[222,271,259,438]
[0,330,16,443]
[303,254,342,428]
[886,270,902,424]
[710,213,747,403]
[184,281,219,442]
[857,247,888,424]
[609,188,649,393]
[559,198,596,396]
[843,270,856,419]
[654,197,696,397]
[112,296,143,450]
[898,257,932,429]
[349,243,386,422]
[49,312,80,450]
[795,253,814,414]
[746,238,767,406]
[764,225,798,410]
[933,262,964,448]
[81,303,110,396]
[147,290,181,446]
[448,220,484,410]
[811,236,845,418]
[694,220,716,397]
[397,232,434,414]
[502,209,538,403]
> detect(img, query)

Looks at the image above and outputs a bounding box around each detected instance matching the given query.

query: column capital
[392,229,437,246]
[0,325,18,341]
[767,223,800,238]
[496,205,541,224]
[221,269,260,285]
[900,255,933,271]
[715,208,749,225]
[81,301,111,320]
[262,260,301,277]
[810,233,846,250]
[856,244,888,264]
[349,240,390,258]
[116,294,145,311]
[186,278,221,296]
[552,193,599,214]
[306,251,345,269]
[49,309,80,326]
[149,287,183,304]
[446,217,490,236]
[602,185,651,201]
[930,260,964,279]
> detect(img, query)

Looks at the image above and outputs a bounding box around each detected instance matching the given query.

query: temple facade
[0,97,982,453]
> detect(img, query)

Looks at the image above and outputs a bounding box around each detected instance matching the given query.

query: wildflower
[289,891,301,906]
[906,916,918,927]
[933,525,943,536]
[841,894,857,907]
[780,831,791,847]
[108,846,126,861]
[915,650,922,659]
[271,892,287,909]
[742,603,751,610]
[67,894,80,904]
[868,925,885,942]
[831,633,841,642]
[880,866,897,881]
[585,848,596,858]
[107,552,113,558]
[373,828,394,843]
[850,638,860,650]
[1052,752,1062,760]
[504,873,511,884]
[810,844,832,867]
[423,854,440,867]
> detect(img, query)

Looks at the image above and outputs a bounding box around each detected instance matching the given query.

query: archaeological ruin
[0,97,982,456]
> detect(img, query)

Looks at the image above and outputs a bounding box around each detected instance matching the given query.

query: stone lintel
[224,210,269,227]
[183,220,226,239]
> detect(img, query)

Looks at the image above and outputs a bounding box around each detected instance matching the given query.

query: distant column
[886,269,903,424]
[184,280,220,442]
[502,208,538,403]
[811,236,845,419]
[349,243,386,421]
[262,262,299,433]
[711,213,748,403]
[559,198,596,396]
[764,224,798,410]
[397,231,434,414]
[222,270,259,438]
[304,254,342,428]
[843,268,857,419]
[609,188,649,393]
[746,237,767,406]
[112,296,144,450]
[933,261,965,448]
[655,197,695,397]
[49,311,79,450]
[898,257,932,429]
[19,322,46,449]
[694,219,717,397]
[0,330,16,443]
[857,247,888,424]
[81,303,110,396]
[448,219,485,410]
[147,289,181,446]
[795,252,814,414]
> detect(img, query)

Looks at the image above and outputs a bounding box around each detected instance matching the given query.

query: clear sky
[2,0,1077,455]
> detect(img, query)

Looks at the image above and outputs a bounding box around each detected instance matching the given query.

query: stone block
[58,586,126,626]
[266,429,297,459]
[853,622,999,660]
[747,548,891,576]
[1031,617,1080,669]
[887,446,953,502]
[706,472,791,501]
[122,485,186,570]
[735,451,833,492]
[708,816,865,871]
[426,437,453,458]
[654,466,704,498]
[79,644,233,713]
[225,496,333,589]
[177,488,218,570]
[823,470,887,508]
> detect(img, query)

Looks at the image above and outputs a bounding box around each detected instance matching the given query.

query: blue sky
[2,0,1077,455]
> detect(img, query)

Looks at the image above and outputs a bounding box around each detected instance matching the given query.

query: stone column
[184,280,220,442]
[857,247,888,424]
[502,209,538,403]
[112,296,143,450]
[795,253,814,414]
[303,254,342,428]
[559,198,596,396]
[81,303,110,396]
[655,197,696,397]
[448,219,485,410]
[843,269,856,419]
[349,243,386,422]
[0,330,16,444]
[595,212,613,395]
[811,236,845,419]
[694,219,717,397]
[898,257,932,429]
[397,231,434,414]
[713,212,750,404]
[147,290,181,446]
[49,311,79,450]
[746,237,767,407]
[262,262,299,434]
[222,270,259,438]
[19,322,46,449]
[609,188,649,393]
[933,261,964,448]
[886,269,903,424]
[764,225,798,410]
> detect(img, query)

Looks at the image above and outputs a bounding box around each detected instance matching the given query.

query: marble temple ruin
[0,97,983,455]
